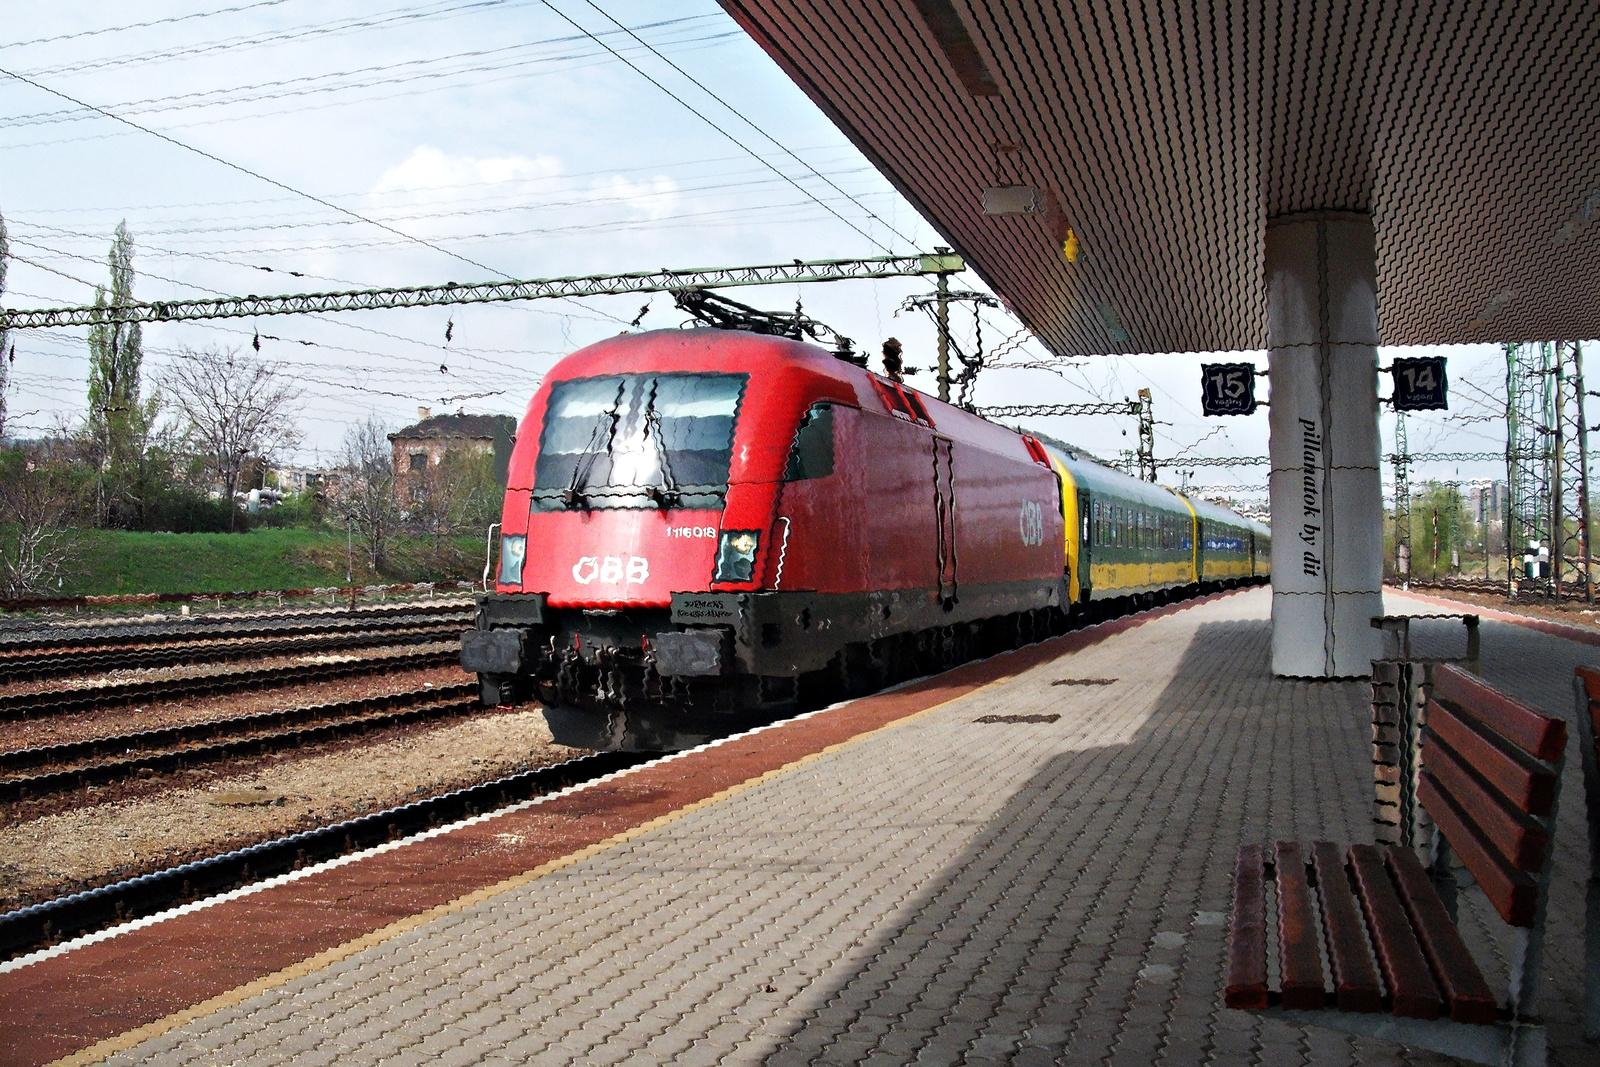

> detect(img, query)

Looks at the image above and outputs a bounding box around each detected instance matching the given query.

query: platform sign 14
[1200,363,1258,416]
[1391,357,1448,411]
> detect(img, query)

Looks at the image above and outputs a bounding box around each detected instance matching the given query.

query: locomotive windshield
[531,372,747,510]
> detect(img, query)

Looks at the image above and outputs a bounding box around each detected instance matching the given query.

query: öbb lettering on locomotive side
[460,328,1271,752]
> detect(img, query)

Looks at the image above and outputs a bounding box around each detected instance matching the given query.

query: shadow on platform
[756,616,1591,1066]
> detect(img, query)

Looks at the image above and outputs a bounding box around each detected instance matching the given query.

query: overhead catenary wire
[1,18,738,129]
[0,65,513,283]
[0,0,294,52]
[537,0,894,255]
[581,0,919,250]
[9,0,518,79]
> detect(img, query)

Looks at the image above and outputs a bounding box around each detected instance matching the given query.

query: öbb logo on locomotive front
[571,556,650,585]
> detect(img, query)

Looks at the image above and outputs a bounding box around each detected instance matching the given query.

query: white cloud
[593,174,678,220]
[373,145,562,194]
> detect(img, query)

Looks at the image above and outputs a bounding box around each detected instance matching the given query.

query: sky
[0,0,1537,503]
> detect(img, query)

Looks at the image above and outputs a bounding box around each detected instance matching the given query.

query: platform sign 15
[1391,357,1448,411]
[1200,363,1258,416]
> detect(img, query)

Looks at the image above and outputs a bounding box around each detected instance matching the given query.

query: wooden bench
[1227,664,1568,1065]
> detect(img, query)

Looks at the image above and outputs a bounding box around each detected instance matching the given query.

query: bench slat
[1423,733,1549,870]
[1426,703,1556,816]
[1275,842,1326,1009]
[1417,772,1539,927]
[1310,841,1383,1012]
[1383,846,1500,1024]
[1431,665,1566,761]
[1348,844,1442,1018]
[1581,668,1600,763]
[1226,843,1269,1009]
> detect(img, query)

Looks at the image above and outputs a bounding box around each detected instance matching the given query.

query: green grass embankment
[62,528,361,596]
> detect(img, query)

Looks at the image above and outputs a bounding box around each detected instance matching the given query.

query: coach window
[784,403,835,480]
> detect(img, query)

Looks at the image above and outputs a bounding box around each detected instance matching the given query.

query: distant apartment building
[388,408,516,501]
[1468,480,1505,524]
[271,465,328,495]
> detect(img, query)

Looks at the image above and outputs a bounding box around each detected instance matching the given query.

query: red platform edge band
[0,589,1239,1067]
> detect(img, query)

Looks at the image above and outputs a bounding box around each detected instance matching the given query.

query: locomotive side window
[788,403,835,479]
[784,403,835,481]
[532,372,747,510]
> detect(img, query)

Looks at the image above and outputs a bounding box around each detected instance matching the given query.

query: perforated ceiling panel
[722,1,1600,356]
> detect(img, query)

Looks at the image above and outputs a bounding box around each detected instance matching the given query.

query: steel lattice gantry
[721,1,1600,355]
[724,1,1600,678]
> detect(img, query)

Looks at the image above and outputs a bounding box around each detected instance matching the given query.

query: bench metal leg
[1587,874,1600,1043]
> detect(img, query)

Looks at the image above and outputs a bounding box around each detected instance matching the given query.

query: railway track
[0,683,479,802]
[0,620,466,683]
[0,602,472,657]
[0,750,647,960]
[0,645,462,722]
[0,584,1260,961]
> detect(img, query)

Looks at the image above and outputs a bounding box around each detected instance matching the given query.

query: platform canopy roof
[722,1,1600,357]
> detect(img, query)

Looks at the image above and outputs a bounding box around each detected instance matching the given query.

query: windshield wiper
[563,382,625,510]
[641,380,681,509]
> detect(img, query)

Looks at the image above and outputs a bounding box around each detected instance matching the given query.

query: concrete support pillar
[1267,212,1384,677]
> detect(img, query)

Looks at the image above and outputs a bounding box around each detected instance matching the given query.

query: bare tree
[0,207,10,441]
[340,414,400,574]
[409,448,500,564]
[0,449,81,598]
[163,346,300,531]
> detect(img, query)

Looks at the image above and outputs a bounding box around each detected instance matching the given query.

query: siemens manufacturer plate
[670,592,745,625]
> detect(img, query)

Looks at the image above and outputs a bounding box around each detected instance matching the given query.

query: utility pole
[1553,342,1566,598]
[1394,413,1411,586]
[1575,341,1594,600]
[1431,507,1440,579]
[1481,482,1491,579]
[1136,388,1156,482]
[934,247,953,403]
[1504,342,1541,597]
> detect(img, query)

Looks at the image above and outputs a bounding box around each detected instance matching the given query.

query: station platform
[1,586,1593,1066]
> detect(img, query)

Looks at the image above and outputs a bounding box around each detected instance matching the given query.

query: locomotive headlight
[498,533,526,586]
[712,529,760,583]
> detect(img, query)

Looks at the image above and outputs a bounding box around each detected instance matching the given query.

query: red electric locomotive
[462,325,1069,751]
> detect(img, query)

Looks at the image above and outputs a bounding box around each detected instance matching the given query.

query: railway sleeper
[0,647,459,721]
[0,696,481,803]
[0,623,465,683]
[0,682,476,774]
[0,751,645,960]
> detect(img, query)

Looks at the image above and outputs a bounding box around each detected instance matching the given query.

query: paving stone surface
[97,588,1594,1065]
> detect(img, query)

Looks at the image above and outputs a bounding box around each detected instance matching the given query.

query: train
[461,325,1270,751]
